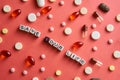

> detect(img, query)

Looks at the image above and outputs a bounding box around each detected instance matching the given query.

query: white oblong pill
[84,66,92,75]
[3,5,11,13]
[116,14,120,22]
[113,50,120,59]
[106,24,114,32]
[10,67,15,73]
[27,13,37,22]
[15,42,23,50]
[36,0,45,7]
[22,0,28,2]
[64,27,72,35]
[74,0,82,6]
[32,77,39,80]
[91,31,100,40]
[80,7,87,15]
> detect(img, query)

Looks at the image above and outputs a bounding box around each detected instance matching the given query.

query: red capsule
[25,56,35,66]
[0,50,11,59]
[69,11,80,21]
[71,41,84,51]
[11,9,21,17]
[40,6,52,15]
[81,25,88,38]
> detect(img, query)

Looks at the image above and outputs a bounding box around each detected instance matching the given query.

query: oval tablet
[3,5,11,13]
[27,13,37,22]
[36,0,45,7]
[91,31,100,40]
[64,27,72,35]
[113,50,120,59]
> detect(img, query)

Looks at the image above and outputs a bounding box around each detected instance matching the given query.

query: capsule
[11,9,21,17]
[69,11,79,21]
[90,58,103,66]
[40,6,52,15]
[71,41,84,51]
[93,11,103,22]
[0,50,11,59]
[81,25,88,38]
[25,56,35,66]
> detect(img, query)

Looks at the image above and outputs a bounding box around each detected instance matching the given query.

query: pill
[91,24,97,29]
[40,67,45,72]
[64,27,72,35]
[61,22,66,27]
[109,65,115,71]
[47,14,53,19]
[116,14,120,22]
[32,77,39,80]
[113,50,120,59]
[36,12,41,17]
[84,66,92,75]
[2,28,8,34]
[80,7,87,15]
[22,70,28,75]
[9,67,15,73]
[0,37,3,43]
[74,0,82,6]
[49,26,54,32]
[15,42,23,50]
[55,70,62,76]
[49,0,56,3]
[36,0,45,7]
[3,5,11,13]
[108,39,113,44]
[98,3,110,13]
[11,9,21,17]
[59,0,65,6]
[22,0,28,2]
[106,24,114,32]
[91,31,100,40]
[27,13,37,22]
[40,54,46,59]
[74,76,81,80]
[92,46,98,51]
[90,78,100,80]
[46,77,54,80]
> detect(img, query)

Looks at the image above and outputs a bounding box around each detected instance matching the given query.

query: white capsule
[36,0,45,7]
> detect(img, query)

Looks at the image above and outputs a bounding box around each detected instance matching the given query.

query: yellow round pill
[109,65,115,71]
[55,70,62,76]
[0,37,3,43]
[74,76,81,80]
[2,28,8,34]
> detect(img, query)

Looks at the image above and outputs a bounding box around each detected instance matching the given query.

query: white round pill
[3,5,11,13]
[113,50,120,59]
[116,14,120,22]
[22,70,28,75]
[61,22,66,27]
[40,67,45,72]
[64,27,72,35]
[47,14,53,19]
[32,77,39,80]
[27,13,37,22]
[15,42,23,50]
[91,24,97,29]
[80,7,87,15]
[91,31,100,40]
[10,67,15,73]
[40,54,46,59]
[59,0,65,6]
[49,26,54,32]
[36,12,41,17]
[108,39,113,44]
[49,0,56,3]
[106,24,114,32]
[0,37,3,44]
[22,0,28,2]
[84,66,92,75]
[74,76,81,80]
[92,46,98,51]
[74,0,82,6]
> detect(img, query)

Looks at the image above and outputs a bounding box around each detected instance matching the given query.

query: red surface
[0,0,120,80]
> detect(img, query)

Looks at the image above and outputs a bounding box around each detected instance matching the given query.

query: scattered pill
[9,67,15,73]
[80,7,87,15]
[72,41,84,51]
[22,0,28,2]
[61,22,66,27]
[113,50,120,59]
[108,39,113,44]
[81,25,88,38]
[98,3,110,13]
[15,42,23,50]
[36,12,41,17]
[59,0,65,6]
[40,54,46,59]
[25,56,35,66]
[40,67,45,72]
[2,28,8,34]
[69,11,79,21]
[93,11,103,22]
[84,66,92,75]
[92,46,98,51]
[90,58,103,66]
[116,14,120,22]
[47,14,53,19]
[91,31,100,40]
[0,37,3,43]
[32,77,39,80]
[64,27,72,35]
[11,9,21,17]
[106,24,114,32]
[22,70,28,76]
[27,13,37,22]
[109,65,115,71]
[91,24,97,29]
[74,76,81,80]
[49,0,56,3]
[55,70,62,76]
[0,50,11,59]
[74,0,82,6]
[40,6,52,15]
[36,0,45,7]
[49,26,54,32]
[46,77,54,80]
[90,78,100,80]
[3,5,11,13]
